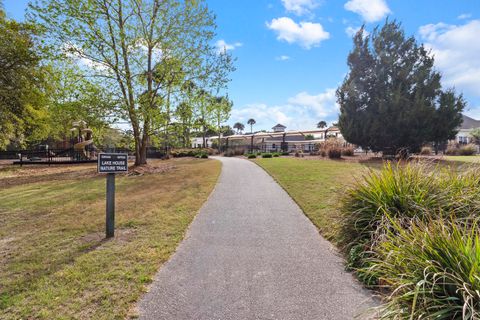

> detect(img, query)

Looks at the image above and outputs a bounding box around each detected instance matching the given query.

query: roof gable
[461,114,480,130]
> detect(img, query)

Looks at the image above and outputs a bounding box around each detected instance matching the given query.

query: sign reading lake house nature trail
[98,153,128,173]
[98,153,128,238]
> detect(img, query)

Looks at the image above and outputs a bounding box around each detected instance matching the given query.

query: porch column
[281,133,287,152]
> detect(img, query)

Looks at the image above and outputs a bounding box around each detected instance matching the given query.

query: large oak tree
[30,0,234,165]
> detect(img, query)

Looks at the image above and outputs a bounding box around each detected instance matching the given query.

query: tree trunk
[217,118,222,152]
[164,88,171,156]
[136,131,148,166]
[202,127,206,148]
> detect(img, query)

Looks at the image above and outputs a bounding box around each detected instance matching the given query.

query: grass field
[0,159,221,319]
[255,158,380,242]
[444,155,480,163]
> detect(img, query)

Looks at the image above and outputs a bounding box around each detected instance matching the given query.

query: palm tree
[233,122,245,134]
[317,120,328,140]
[247,118,256,133]
[317,121,327,129]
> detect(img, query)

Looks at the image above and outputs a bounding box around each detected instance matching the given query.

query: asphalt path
[138,156,376,320]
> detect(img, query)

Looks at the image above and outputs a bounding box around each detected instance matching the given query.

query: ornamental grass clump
[459,144,477,156]
[365,218,480,320]
[341,162,438,250]
[340,162,480,284]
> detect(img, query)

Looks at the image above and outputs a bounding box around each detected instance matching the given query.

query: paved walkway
[138,157,376,320]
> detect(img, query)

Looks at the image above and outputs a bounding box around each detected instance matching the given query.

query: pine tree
[337,21,465,156]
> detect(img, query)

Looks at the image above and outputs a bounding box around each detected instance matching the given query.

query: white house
[191,136,221,148]
[455,114,480,144]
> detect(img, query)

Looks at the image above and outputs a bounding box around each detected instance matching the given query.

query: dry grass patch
[0,158,221,319]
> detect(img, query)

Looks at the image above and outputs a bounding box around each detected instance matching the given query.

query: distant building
[272,124,287,133]
[217,123,346,153]
[455,114,480,144]
[191,136,221,148]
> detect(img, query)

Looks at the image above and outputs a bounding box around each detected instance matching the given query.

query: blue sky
[4,0,480,131]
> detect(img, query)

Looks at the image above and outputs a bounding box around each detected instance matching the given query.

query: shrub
[318,138,344,159]
[365,218,480,319]
[294,151,304,158]
[194,151,208,159]
[223,148,244,157]
[341,147,354,156]
[445,147,459,155]
[281,151,290,156]
[171,148,215,157]
[340,162,480,282]
[224,149,235,157]
[420,146,432,155]
[247,154,257,159]
[459,144,477,156]
[273,153,280,157]
[327,147,342,159]
[233,148,245,156]
[170,148,195,157]
[262,153,273,158]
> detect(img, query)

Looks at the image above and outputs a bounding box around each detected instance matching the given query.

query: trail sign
[97,153,128,238]
[98,153,128,173]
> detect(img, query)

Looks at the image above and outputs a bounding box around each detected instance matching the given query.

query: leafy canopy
[30,0,234,164]
[0,7,49,149]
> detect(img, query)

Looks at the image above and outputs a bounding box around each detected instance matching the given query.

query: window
[459,136,468,144]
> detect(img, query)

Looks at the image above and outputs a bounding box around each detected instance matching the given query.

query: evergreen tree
[337,21,465,155]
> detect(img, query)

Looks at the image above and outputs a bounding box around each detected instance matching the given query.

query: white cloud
[288,88,339,118]
[344,0,391,22]
[419,20,480,97]
[231,88,339,130]
[215,40,243,54]
[458,13,472,20]
[266,17,330,49]
[231,104,292,129]
[62,42,109,71]
[281,0,320,16]
[276,55,291,61]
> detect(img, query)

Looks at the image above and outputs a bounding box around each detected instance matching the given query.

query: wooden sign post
[98,153,128,238]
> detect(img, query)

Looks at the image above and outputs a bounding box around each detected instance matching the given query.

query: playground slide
[73,139,94,151]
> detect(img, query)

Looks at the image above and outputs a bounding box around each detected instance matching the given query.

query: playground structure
[10,120,99,165]
[4,120,165,165]
[71,120,96,160]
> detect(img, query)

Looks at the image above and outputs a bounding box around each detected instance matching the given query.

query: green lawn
[255,158,380,242]
[0,159,221,319]
[444,155,480,163]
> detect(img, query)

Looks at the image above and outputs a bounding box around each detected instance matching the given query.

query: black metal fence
[0,147,165,165]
